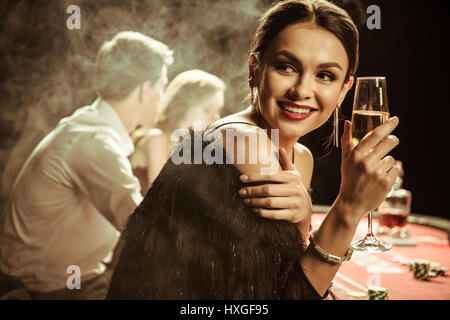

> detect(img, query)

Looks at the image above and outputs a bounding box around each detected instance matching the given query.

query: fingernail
[390,116,399,124]
[240,175,248,181]
[239,188,247,196]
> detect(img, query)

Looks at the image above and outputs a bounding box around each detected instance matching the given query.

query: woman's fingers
[242,195,301,209]
[355,116,399,155]
[252,208,306,223]
[278,147,296,171]
[386,163,401,181]
[239,183,302,198]
[238,148,311,225]
[240,170,301,184]
[340,120,353,160]
[368,135,399,161]
[377,155,396,174]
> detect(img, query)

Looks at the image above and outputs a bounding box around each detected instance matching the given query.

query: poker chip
[347,291,367,299]
[429,262,448,277]
[408,260,431,280]
[401,258,447,280]
[367,286,388,300]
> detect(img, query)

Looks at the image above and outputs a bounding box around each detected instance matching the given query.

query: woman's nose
[288,75,314,100]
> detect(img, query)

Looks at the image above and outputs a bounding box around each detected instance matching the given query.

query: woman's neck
[248,108,298,153]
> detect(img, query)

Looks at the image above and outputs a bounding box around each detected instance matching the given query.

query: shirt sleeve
[67,132,143,230]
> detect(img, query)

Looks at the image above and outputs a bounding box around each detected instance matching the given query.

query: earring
[250,85,259,107]
[333,104,341,148]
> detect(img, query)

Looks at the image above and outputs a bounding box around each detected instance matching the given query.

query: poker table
[311,205,450,300]
[1,206,448,301]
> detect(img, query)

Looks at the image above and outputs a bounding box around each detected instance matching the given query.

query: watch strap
[309,230,353,264]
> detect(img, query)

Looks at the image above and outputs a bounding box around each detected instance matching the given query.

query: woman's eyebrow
[317,62,343,70]
[274,50,343,70]
[274,50,301,63]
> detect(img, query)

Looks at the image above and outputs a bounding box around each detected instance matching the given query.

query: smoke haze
[0,0,274,203]
[0,0,368,209]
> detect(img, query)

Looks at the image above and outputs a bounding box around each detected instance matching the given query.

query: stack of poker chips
[396,257,448,280]
[367,286,388,300]
[429,262,448,277]
[408,260,431,280]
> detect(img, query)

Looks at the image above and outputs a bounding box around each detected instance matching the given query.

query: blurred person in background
[129,69,225,194]
[0,31,173,299]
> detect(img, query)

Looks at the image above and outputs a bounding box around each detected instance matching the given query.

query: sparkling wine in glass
[350,76,392,252]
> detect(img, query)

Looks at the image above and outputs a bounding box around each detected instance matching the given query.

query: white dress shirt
[0,98,143,292]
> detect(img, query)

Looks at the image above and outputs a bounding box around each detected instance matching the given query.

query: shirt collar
[95,98,135,156]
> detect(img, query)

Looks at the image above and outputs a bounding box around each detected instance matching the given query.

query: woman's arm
[238,148,312,241]
[218,126,312,227]
[300,118,400,296]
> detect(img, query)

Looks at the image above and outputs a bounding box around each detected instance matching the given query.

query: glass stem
[367,211,374,237]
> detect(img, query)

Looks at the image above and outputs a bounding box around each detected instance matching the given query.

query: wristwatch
[309,230,353,264]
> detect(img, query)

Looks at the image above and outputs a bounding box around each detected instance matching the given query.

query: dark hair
[107,131,321,299]
[250,0,359,83]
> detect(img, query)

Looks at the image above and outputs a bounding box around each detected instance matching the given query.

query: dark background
[304,0,450,219]
[0,0,448,218]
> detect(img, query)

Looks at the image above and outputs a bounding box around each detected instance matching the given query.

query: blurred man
[0,31,173,299]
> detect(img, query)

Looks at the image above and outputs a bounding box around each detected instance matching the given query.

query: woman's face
[255,22,353,140]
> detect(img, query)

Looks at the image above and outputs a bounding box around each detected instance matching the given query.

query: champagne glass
[350,76,392,252]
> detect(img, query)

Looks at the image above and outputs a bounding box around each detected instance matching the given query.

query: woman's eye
[275,63,296,73]
[317,72,336,81]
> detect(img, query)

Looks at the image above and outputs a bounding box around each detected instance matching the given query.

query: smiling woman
[256,22,352,140]
[109,0,401,299]
[207,0,399,297]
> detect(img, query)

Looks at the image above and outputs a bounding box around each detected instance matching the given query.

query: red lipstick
[278,101,317,121]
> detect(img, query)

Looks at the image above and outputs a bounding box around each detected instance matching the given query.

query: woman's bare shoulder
[208,108,260,133]
[293,142,314,187]
[208,111,279,175]
[293,142,314,162]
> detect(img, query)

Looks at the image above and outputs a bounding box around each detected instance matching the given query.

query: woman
[129,69,225,194]
[108,133,323,299]
[109,0,399,299]
[207,0,399,296]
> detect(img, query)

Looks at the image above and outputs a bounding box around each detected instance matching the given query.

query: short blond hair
[95,31,173,101]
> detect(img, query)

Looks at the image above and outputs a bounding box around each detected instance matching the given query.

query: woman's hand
[238,147,312,236]
[337,117,400,223]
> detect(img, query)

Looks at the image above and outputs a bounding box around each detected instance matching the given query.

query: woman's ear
[337,76,354,106]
